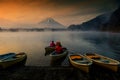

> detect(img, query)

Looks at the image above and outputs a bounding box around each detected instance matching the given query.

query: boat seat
[88,56,100,59]
[76,60,90,64]
[17,52,25,55]
[15,54,24,58]
[71,55,83,61]
[101,59,110,63]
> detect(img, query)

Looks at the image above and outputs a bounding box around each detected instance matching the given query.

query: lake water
[0,31,120,66]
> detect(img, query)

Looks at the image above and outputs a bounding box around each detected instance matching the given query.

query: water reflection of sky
[0,31,120,66]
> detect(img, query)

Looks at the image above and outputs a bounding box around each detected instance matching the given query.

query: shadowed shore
[0,65,120,80]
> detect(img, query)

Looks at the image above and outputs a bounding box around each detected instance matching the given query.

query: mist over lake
[0,31,120,66]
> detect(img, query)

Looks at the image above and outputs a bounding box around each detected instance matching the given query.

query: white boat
[50,49,68,61]
[69,54,92,73]
[85,53,120,72]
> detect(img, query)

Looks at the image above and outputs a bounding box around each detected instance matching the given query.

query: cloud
[0,0,119,26]
[0,0,119,11]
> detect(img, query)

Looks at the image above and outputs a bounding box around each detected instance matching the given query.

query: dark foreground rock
[0,66,75,80]
[0,65,120,80]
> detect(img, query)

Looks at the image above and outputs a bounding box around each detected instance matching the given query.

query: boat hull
[69,59,90,73]
[50,50,68,61]
[93,60,119,72]
[69,54,92,73]
[85,53,120,72]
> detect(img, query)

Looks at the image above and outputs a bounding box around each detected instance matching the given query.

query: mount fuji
[38,18,65,29]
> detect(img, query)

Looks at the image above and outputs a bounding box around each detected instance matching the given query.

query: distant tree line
[0,28,68,32]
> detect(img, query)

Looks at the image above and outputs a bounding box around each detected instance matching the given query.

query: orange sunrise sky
[0,0,119,28]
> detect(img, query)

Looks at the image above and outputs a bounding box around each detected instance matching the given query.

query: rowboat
[50,49,68,61]
[69,54,92,73]
[45,46,55,56]
[0,52,27,68]
[85,53,120,72]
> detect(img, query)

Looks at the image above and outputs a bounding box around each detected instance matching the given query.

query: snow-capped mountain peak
[38,18,65,29]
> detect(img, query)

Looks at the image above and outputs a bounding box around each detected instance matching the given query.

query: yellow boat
[69,54,92,73]
[0,52,27,68]
[85,53,120,72]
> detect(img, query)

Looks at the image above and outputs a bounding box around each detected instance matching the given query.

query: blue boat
[0,52,27,68]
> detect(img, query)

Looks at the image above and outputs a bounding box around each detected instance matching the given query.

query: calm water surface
[0,31,120,66]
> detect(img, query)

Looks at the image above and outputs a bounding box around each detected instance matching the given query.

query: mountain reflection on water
[0,31,119,66]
